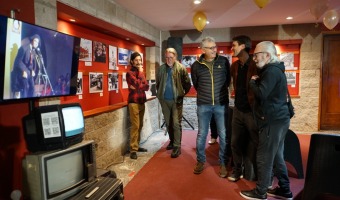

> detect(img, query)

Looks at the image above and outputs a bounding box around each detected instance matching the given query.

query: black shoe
[138,147,148,152]
[130,152,137,159]
[267,187,293,200]
[171,147,181,158]
[166,143,174,150]
[240,189,267,200]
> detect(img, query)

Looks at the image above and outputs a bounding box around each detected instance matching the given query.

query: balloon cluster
[309,0,339,30]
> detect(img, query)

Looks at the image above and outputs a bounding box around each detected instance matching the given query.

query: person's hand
[251,75,259,80]
[137,65,144,72]
[130,85,136,90]
[32,70,35,77]
[22,71,28,78]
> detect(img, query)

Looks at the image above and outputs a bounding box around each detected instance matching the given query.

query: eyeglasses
[253,52,266,58]
[203,46,217,50]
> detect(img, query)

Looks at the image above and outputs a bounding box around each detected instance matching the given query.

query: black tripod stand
[161,116,195,130]
[34,49,54,96]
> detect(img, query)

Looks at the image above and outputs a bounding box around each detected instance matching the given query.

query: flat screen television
[23,103,84,152]
[22,140,97,200]
[0,14,81,101]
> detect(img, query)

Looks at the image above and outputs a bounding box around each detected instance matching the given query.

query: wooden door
[320,34,340,130]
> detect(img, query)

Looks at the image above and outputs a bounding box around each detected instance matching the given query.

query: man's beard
[256,60,266,69]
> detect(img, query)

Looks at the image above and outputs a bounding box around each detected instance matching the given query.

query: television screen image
[0,15,81,101]
[46,149,83,194]
[61,105,84,137]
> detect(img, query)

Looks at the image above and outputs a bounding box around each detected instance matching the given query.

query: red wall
[0,1,35,198]
[58,20,145,111]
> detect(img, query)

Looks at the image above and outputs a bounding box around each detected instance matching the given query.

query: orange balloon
[253,0,270,9]
[193,11,207,32]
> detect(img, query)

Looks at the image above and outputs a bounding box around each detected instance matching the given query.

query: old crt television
[22,140,97,200]
[23,103,84,152]
[0,14,80,101]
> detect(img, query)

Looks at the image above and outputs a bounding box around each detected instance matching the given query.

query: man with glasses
[191,36,231,178]
[240,41,292,200]
[156,48,191,158]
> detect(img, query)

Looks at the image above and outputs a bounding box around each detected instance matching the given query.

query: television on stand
[0,14,81,102]
[22,140,97,200]
[22,103,85,152]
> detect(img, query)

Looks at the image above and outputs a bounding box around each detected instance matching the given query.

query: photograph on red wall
[89,72,103,93]
[109,45,118,70]
[93,41,106,63]
[79,38,92,62]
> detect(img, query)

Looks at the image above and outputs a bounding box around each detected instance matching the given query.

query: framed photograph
[118,48,130,65]
[122,72,128,89]
[93,41,106,63]
[79,38,92,62]
[280,52,295,70]
[181,55,197,68]
[89,72,104,93]
[108,72,119,91]
[77,72,83,95]
[285,71,297,85]
[109,45,118,70]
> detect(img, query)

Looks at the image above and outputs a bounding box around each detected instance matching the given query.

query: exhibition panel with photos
[57,20,151,111]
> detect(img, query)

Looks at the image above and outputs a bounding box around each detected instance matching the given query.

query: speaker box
[167,37,183,60]
[302,133,340,200]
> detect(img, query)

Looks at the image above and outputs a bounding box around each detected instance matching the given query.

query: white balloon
[323,9,339,30]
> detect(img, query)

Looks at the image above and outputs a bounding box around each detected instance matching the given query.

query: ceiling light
[286,16,293,20]
[194,0,202,5]
[206,21,210,24]
[69,19,76,22]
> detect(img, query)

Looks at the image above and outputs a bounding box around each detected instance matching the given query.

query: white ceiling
[113,0,340,31]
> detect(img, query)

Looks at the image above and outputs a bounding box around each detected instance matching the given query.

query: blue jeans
[196,105,227,165]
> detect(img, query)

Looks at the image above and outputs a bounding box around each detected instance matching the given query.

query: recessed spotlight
[286,16,293,20]
[70,19,76,22]
[194,0,202,5]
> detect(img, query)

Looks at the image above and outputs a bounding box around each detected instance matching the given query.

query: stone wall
[84,98,160,169]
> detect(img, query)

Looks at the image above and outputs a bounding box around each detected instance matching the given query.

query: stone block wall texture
[84,99,160,169]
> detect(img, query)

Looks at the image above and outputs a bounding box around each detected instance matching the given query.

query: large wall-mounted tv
[0,15,81,101]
